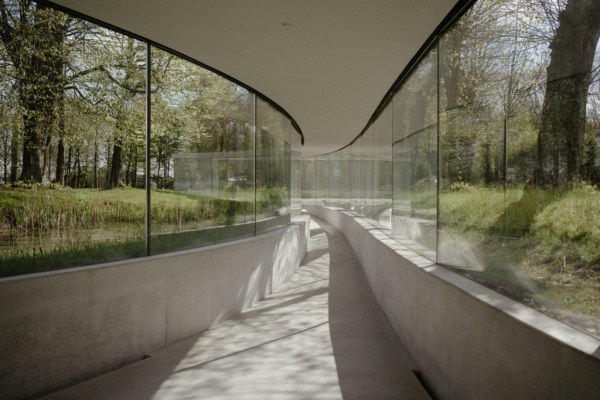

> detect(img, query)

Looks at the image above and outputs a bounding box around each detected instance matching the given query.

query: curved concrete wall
[305,205,600,400]
[0,217,309,400]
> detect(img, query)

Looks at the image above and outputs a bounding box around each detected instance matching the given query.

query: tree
[0,0,68,182]
[537,0,600,185]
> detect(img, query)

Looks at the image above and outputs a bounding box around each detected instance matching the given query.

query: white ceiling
[51,0,458,155]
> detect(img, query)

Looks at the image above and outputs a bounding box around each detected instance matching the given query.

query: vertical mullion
[145,43,151,256]
[435,36,441,264]
[253,93,257,236]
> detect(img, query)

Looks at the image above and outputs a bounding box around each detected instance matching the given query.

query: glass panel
[317,154,329,205]
[438,0,600,338]
[392,48,438,259]
[150,48,255,253]
[329,154,340,206]
[339,146,353,210]
[351,140,362,212]
[0,3,146,276]
[255,98,291,233]
[290,127,302,212]
[361,127,374,215]
[300,157,317,204]
[374,106,393,228]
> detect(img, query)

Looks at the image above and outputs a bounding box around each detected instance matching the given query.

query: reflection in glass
[317,155,329,205]
[361,128,374,213]
[391,48,438,259]
[351,141,362,211]
[339,146,353,210]
[373,106,393,228]
[255,98,291,233]
[291,0,600,340]
[300,157,317,204]
[0,0,296,277]
[150,49,255,253]
[437,0,600,338]
[0,2,147,275]
[290,127,303,212]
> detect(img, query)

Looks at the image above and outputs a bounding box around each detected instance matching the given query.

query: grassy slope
[440,185,600,322]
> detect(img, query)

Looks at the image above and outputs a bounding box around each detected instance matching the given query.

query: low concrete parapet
[0,216,309,400]
[305,204,600,400]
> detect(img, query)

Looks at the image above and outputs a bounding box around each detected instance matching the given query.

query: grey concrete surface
[306,204,600,400]
[40,218,430,400]
[0,218,308,400]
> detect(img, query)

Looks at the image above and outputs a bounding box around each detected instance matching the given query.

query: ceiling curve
[50,0,459,155]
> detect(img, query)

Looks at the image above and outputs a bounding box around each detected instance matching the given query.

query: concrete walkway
[42,218,429,400]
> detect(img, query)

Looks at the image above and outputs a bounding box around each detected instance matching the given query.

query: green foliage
[0,186,145,233]
[0,185,261,234]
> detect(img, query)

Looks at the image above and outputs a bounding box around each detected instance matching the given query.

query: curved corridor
[42,218,429,400]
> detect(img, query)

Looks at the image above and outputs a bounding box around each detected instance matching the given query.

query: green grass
[439,184,600,322]
[0,184,290,278]
[0,186,146,233]
[0,185,267,233]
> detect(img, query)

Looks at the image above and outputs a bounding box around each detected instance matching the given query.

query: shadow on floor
[322,217,432,400]
[43,218,430,400]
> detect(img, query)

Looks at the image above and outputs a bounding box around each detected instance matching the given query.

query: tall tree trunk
[66,144,72,186]
[10,121,18,183]
[55,90,65,185]
[133,148,139,188]
[56,137,65,185]
[537,0,600,186]
[105,143,111,186]
[2,134,8,183]
[42,135,51,183]
[108,139,123,188]
[93,138,98,188]
[16,5,66,183]
[125,148,131,186]
[20,109,43,182]
[75,149,81,188]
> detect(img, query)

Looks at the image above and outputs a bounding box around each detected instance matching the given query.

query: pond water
[0,213,256,255]
[0,224,145,254]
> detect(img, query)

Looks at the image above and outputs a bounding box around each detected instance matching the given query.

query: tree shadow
[451,185,567,304]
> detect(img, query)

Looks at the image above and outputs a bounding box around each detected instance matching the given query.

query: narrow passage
[43,218,429,400]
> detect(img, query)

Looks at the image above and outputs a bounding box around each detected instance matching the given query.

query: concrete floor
[42,218,430,400]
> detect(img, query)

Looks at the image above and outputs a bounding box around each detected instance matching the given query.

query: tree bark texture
[537,0,600,186]
[0,3,67,182]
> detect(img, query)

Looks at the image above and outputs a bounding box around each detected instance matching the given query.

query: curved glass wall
[149,48,257,254]
[299,0,600,339]
[0,0,296,276]
[393,48,438,259]
[256,97,292,233]
[374,106,393,228]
